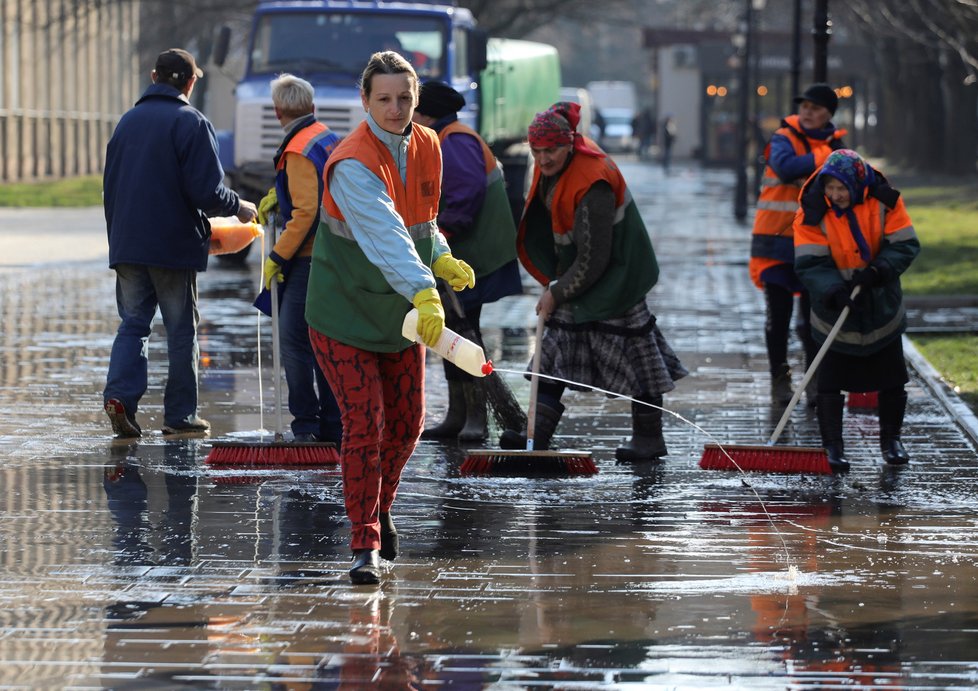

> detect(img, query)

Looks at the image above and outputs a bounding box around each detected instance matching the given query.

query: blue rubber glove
[412,287,445,347]
[263,256,284,291]
[257,188,278,227]
[432,253,475,291]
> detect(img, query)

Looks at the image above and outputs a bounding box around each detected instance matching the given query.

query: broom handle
[269,216,285,442]
[768,284,861,445]
[526,311,545,451]
[444,284,465,318]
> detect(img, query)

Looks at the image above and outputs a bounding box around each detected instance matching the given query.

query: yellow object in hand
[257,187,278,226]
[432,253,476,291]
[263,256,284,291]
[411,287,445,347]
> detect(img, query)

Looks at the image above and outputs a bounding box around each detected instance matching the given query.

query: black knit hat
[417,81,466,119]
[793,83,838,115]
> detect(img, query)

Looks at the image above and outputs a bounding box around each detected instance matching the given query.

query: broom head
[699,443,831,475]
[460,448,597,476]
[205,440,339,467]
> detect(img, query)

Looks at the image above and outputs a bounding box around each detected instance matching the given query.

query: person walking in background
[749,83,846,407]
[102,48,257,439]
[256,74,343,445]
[500,102,687,463]
[305,52,475,584]
[794,149,920,472]
[411,80,522,442]
[660,115,677,172]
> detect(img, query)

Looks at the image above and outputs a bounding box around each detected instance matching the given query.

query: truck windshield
[250,12,446,79]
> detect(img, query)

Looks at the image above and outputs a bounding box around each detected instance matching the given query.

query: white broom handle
[526,311,546,451]
[269,216,285,442]
[767,284,862,445]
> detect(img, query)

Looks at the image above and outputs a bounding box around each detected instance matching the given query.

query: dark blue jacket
[103,83,240,271]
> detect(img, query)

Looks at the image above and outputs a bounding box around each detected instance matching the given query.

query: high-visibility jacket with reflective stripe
[307,120,442,351]
[793,173,920,355]
[436,120,517,277]
[749,115,844,288]
[518,141,658,323]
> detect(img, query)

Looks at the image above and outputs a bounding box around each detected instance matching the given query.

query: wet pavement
[1,163,977,689]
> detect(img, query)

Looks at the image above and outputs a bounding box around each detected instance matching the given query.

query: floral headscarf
[528,102,604,157]
[818,149,877,261]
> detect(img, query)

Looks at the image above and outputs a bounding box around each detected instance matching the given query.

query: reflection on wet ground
[1,163,977,688]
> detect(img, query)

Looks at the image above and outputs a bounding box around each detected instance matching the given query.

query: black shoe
[881,438,910,466]
[379,513,398,561]
[162,416,210,436]
[825,443,850,473]
[349,549,381,585]
[105,399,141,439]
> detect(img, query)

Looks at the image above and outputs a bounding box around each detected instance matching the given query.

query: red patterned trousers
[308,327,425,551]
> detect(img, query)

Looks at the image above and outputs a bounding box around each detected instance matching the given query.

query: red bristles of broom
[699,443,830,474]
[699,287,860,475]
[847,391,878,410]
[460,448,597,476]
[205,441,339,467]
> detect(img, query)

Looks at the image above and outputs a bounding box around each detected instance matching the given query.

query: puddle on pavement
[1,164,977,687]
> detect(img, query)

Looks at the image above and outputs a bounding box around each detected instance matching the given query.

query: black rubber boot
[878,389,910,466]
[349,549,380,585]
[379,512,398,561]
[771,363,793,406]
[421,380,465,439]
[816,393,850,473]
[616,397,667,462]
[499,399,564,451]
[458,382,488,442]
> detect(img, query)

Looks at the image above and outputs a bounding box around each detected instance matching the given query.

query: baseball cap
[155,48,204,82]
[792,83,838,115]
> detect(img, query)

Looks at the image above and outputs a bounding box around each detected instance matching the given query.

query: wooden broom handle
[526,311,545,451]
[768,284,862,445]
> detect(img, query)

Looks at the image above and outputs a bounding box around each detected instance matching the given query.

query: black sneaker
[105,399,141,439]
[161,416,210,436]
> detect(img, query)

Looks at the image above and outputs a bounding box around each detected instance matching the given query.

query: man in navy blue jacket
[102,48,257,438]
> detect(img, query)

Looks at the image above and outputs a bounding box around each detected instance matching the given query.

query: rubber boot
[458,381,488,442]
[379,512,398,561]
[616,397,667,462]
[421,379,465,439]
[816,393,850,473]
[499,399,564,451]
[878,390,910,466]
[771,363,793,406]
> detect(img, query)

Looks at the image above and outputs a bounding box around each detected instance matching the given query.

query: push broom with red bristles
[700,286,862,474]
[206,217,338,468]
[460,313,597,476]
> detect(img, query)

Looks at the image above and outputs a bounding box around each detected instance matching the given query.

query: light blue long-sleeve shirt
[327,112,450,301]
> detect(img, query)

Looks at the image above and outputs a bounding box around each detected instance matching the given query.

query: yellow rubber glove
[263,256,284,291]
[412,287,445,347]
[432,253,476,291]
[257,187,278,227]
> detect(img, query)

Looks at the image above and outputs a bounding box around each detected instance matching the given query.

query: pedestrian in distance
[794,149,920,472]
[411,80,523,443]
[305,51,475,584]
[256,73,343,446]
[102,48,258,439]
[749,83,846,407]
[500,101,688,462]
[660,114,677,172]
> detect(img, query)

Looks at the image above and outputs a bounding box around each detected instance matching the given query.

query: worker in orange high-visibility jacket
[793,149,920,473]
[750,83,846,406]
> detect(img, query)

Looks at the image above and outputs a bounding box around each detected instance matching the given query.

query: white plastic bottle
[402,308,492,378]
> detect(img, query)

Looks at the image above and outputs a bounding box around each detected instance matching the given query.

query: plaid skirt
[529,300,688,398]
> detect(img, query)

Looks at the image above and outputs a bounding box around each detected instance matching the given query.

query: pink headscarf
[528,102,604,157]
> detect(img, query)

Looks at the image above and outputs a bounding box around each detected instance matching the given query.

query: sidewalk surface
[0,162,976,688]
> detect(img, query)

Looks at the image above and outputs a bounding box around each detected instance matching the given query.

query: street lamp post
[733,0,753,221]
[813,0,830,82]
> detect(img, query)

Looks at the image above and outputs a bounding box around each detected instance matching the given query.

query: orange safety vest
[749,115,843,288]
[307,121,442,351]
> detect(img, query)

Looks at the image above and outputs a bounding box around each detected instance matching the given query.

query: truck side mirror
[469,28,488,73]
[213,25,231,68]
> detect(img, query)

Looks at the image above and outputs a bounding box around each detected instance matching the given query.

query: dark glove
[823,284,856,312]
[850,266,880,290]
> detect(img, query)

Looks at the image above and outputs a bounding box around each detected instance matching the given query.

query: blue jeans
[278,259,342,442]
[104,263,200,427]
